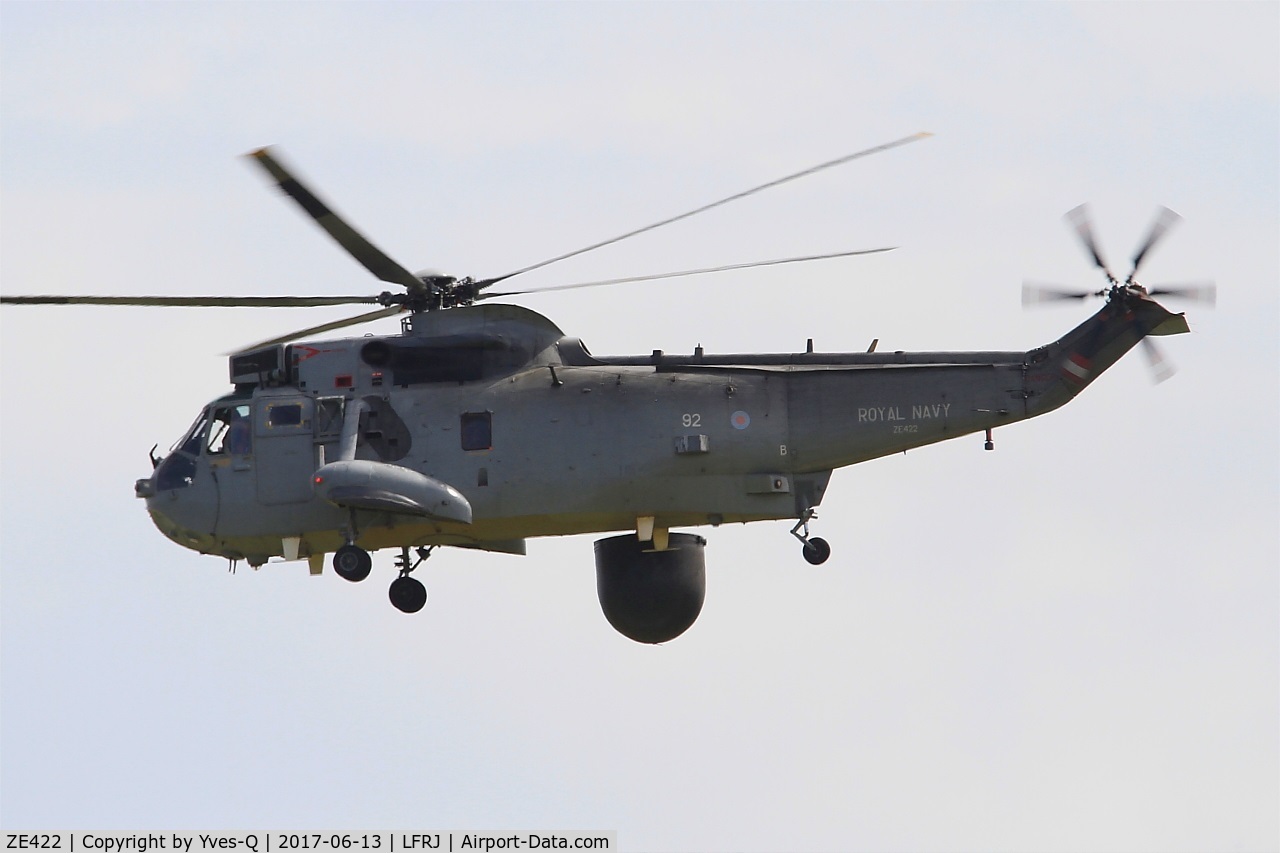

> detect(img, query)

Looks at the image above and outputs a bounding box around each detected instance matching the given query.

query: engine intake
[594,532,706,644]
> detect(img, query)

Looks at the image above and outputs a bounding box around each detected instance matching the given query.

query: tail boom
[783,292,1190,473]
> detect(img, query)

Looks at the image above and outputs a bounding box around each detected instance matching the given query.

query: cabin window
[460,412,492,451]
[266,403,304,428]
[208,404,252,455]
[314,397,345,441]
[254,398,313,437]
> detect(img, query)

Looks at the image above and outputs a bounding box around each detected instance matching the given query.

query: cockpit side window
[208,404,253,455]
[155,453,197,491]
[157,409,211,491]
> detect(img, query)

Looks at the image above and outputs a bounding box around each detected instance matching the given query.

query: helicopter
[0,134,1214,643]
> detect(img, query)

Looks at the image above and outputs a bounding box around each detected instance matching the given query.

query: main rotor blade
[477,131,932,289]
[480,247,895,298]
[247,147,427,293]
[0,294,380,307]
[1146,281,1217,305]
[229,305,404,354]
[1129,206,1181,280]
[1064,204,1114,281]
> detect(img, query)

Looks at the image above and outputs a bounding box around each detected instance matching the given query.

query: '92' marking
[681,413,701,428]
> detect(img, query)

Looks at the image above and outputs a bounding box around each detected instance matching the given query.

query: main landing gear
[334,513,373,582]
[333,544,373,582]
[389,546,432,614]
[331,534,432,613]
[790,508,831,565]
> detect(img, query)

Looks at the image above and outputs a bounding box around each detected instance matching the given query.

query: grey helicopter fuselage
[138,291,1189,571]
[2,139,1207,643]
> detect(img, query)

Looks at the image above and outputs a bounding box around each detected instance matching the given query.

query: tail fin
[1027,291,1190,412]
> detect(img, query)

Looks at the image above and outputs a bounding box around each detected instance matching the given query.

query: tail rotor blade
[1065,204,1114,282]
[1129,206,1181,281]
[1147,281,1216,305]
[1021,281,1095,306]
[1139,336,1176,384]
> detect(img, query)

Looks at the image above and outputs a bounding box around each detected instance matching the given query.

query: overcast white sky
[1,3,1276,851]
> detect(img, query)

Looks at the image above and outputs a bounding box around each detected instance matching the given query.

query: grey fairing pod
[314,460,472,524]
[595,532,707,644]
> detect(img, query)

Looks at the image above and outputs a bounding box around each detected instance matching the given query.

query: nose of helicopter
[134,476,156,499]
[136,464,220,554]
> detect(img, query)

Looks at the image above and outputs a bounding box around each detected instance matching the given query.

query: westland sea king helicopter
[1,134,1215,643]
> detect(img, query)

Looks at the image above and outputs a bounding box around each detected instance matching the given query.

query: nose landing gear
[790,508,831,565]
[389,546,433,613]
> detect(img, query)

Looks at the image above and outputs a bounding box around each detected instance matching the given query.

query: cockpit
[208,403,253,455]
[153,398,252,491]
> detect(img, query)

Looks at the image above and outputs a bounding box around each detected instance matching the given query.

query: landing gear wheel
[389,576,427,613]
[333,544,372,582]
[802,537,831,565]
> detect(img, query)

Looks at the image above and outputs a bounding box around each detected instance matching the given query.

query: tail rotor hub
[1021,205,1216,384]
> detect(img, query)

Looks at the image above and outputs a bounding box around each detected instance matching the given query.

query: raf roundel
[730,411,751,430]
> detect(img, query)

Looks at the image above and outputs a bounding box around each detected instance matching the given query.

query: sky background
[1,3,1276,851]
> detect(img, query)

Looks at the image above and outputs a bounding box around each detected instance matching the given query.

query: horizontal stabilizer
[1146,312,1190,337]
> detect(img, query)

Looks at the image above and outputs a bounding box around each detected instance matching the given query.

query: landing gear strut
[334,511,373,582]
[389,546,433,613]
[790,508,831,565]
